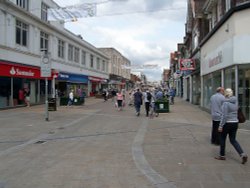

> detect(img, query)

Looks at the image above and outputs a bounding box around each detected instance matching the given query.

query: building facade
[181,0,250,121]
[201,1,250,121]
[0,0,109,108]
[99,48,132,91]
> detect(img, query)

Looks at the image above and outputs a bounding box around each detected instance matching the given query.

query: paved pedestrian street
[0,97,249,188]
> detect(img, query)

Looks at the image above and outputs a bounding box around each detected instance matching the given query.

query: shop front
[201,36,250,120]
[0,61,54,108]
[200,5,250,121]
[109,74,125,91]
[56,72,88,101]
[88,76,107,96]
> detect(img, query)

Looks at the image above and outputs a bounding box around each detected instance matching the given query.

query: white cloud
[54,0,187,81]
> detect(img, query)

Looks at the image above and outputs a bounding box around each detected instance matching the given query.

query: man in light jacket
[210,87,225,145]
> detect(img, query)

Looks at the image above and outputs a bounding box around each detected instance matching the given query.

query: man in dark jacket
[133,88,143,116]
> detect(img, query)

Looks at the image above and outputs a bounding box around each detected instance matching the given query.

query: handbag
[238,108,246,123]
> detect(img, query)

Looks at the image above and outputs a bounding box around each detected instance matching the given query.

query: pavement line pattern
[0,117,85,157]
[132,119,177,188]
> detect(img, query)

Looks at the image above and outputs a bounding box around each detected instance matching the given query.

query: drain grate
[34,140,46,144]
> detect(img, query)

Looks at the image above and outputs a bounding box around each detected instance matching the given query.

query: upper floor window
[16,0,29,11]
[40,31,49,53]
[102,60,105,71]
[68,44,74,61]
[81,50,86,66]
[90,55,94,68]
[74,47,80,63]
[41,3,49,21]
[16,20,28,46]
[97,58,100,70]
[58,39,65,59]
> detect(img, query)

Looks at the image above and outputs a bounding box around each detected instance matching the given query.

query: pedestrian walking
[169,87,176,105]
[215,88,248,164]
[24,88,30,107]
[67,90,74,106]
[149,89,157,118]
[133,88,143,116]
[102,89,108,102]
[111,89,117,102]
[144,89,152,117]
[116,90,124,111]
[210,87,225,145]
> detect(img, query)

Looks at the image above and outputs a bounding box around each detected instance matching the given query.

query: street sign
[41,52,51,77]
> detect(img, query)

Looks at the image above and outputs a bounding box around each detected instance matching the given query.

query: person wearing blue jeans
[219,123,244,159]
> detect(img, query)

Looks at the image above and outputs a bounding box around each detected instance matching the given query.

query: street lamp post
[41,52,51,121]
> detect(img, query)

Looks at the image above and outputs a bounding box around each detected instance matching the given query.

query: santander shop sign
[0,61,42,79]
[10,67,35,77]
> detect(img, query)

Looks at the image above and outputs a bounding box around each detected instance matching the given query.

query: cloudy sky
[53,0,187,82]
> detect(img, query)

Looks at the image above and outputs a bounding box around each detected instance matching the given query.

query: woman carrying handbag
[215,88,248,164]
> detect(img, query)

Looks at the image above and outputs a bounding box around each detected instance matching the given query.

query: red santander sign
[0,61,49,79]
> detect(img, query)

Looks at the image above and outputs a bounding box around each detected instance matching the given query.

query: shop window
[224,66,235,90]
[238,65,250,120]
[203,70,222,109]
[0,77,11,108]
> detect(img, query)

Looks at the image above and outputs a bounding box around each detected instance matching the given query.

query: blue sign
[57,72,88,83]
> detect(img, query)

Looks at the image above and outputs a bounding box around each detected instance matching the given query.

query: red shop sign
[89,76,102,82]
[180,59,195,71]
[0,61,52,79]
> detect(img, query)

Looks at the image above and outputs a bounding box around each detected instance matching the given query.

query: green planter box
[155,99,169,113]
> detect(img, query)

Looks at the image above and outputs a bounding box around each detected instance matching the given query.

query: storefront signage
[180,59,195,71]
[88,76,103,82]
[0,61,56,79]
[57,72,88,83]
[0,61,40,78]
[58,73,70,79]
[10,66,35,77]
[208,51,222,68]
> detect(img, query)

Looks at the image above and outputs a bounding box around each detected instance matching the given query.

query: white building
[200,1,250,120]
[0,0,109,108]
[99,48,131,90]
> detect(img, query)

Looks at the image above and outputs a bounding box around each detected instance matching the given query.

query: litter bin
[155,99,169,113]
[48,98,57,111]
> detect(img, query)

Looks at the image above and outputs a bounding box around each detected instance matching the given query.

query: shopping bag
[238,108,246,123]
